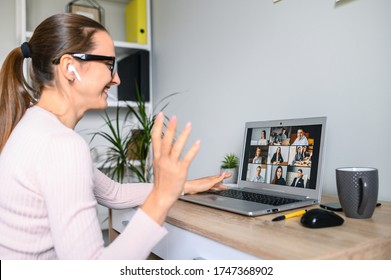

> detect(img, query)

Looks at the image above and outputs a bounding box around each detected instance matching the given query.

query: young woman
[0,13,229,259]
[271,166,286,185]
[252,146,263,164]
[271,147,284,164]
[257,130,268,145]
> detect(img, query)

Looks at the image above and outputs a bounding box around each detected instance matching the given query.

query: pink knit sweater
[0,106,167,259]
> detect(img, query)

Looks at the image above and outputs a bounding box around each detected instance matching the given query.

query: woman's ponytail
[0,46,35,153]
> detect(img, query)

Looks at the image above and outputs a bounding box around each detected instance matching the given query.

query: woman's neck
[37,89,81,129]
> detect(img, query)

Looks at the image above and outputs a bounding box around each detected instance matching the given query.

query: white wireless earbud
[68,64,81,81]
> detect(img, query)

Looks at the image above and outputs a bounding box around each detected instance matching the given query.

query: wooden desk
[111,194,391,259]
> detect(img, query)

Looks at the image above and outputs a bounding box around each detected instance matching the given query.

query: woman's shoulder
[19,107,89,153]
[28,106,83,138]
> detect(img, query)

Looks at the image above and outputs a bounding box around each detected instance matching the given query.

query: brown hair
[0,13,107,152]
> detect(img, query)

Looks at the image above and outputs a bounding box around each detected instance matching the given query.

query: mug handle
[358,176,369,215]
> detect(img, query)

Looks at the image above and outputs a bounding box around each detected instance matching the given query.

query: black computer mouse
[300,208,344,229]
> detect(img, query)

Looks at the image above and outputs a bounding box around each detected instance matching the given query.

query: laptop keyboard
[212,189,301,206]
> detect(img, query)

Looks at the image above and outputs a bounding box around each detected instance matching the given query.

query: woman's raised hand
[141,112,200,225]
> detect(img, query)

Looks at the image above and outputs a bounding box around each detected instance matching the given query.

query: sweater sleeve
[38,131,166,259]
[93,168,153,209]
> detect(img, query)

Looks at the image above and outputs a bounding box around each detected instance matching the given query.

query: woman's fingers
[151,112,164,160]
[170,122,192,160]
[181,139,201,169]
[160,115,177,156]
[152,114,199,168]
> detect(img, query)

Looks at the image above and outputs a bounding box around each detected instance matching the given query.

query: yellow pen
[272,209,307,222]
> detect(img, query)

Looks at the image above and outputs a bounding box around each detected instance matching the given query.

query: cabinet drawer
[111,209,259,260]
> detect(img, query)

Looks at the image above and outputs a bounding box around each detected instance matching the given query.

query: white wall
[0,0,17,65]
[151,0,391,200]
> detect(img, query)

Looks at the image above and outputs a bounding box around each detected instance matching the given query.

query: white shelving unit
[16,0,152,107]
[15,0,152,230]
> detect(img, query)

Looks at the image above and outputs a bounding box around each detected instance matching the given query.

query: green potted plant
[91,86,182,184]
[220,153,239,184]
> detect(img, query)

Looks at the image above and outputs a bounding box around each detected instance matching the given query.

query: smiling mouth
[103,87,110,97]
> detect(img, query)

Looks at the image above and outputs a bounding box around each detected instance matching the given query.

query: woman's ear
[67,65,81,81]
[58,55,78,82]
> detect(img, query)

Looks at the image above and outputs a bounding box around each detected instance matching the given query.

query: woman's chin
[100,100,108,109]
[99,94,109,109]
[89,101,108,111]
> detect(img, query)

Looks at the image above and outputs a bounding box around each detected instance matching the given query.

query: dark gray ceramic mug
[336,167,378,219]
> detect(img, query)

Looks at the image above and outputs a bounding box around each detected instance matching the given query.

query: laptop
[180,116,327,216]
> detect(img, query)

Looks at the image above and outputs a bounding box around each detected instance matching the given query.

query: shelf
[114,40,150,57]
[104,0,130,4]
[25,31,150,57]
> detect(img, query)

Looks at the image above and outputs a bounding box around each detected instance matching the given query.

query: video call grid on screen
[240,124,322,190]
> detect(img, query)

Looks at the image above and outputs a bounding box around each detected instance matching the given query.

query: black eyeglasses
[53,53,117,77]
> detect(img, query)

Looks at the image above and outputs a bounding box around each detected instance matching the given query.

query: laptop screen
[238,117,326,198]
